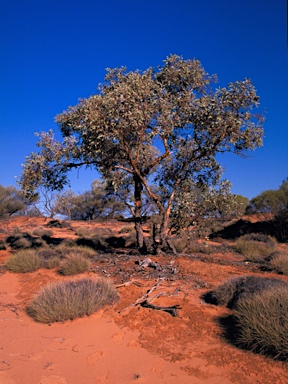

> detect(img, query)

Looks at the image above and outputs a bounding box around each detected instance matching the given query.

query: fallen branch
[116,280,142,288]
[119,278,181,316]
[140,301,181,317]
[119,278,165,313]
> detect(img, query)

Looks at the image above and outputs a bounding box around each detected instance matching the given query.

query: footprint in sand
[86,350,104,364]
[112,331,126,342]
[40,375,67,384]
[127,339,141,349]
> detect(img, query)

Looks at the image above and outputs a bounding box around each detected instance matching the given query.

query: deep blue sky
[0,0,287,199]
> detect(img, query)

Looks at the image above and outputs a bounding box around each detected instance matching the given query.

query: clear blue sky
[0,0,287,199]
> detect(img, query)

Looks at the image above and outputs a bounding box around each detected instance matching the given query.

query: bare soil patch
[0,217,287,383]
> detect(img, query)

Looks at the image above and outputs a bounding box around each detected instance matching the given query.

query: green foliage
[26,278,118,323]
[0,185,32,217]
[58,253,90,275]
[20,55,264,251]
[54,181,127,220]
[5,250,41,273]
[247,179,288,242]
[234,285,288,361]
[232,234,276,261]
[247,179,288,215]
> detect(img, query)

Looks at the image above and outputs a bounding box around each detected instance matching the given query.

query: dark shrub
[202,275,288,309]
[26,278,118,323]
[106,236,125,248]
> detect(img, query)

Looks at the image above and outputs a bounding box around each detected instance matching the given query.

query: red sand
[0,217,287,383]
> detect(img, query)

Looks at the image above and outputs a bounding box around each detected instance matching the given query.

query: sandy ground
[0,217,288,384]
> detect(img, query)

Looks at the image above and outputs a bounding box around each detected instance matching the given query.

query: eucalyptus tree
[20,55,264,252]
[0,185,32,217]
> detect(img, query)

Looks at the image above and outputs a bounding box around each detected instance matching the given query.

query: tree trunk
[153,212,177,255]
[134,175,147,254]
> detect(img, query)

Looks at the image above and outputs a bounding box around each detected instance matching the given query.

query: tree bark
[134,175,147,254]
[152,213,177,255]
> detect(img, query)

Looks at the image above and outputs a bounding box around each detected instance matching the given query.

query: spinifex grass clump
[58,253,91,275]
[202,275,288,309]
[26,278,118,323]
[32,227,53,238]
[267,250,288,275]
[232,234,277,261]
[5,249,41,273]
[234,285,288,361]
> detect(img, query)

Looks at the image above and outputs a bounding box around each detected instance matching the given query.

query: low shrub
[26,277,118,323]
[39,245,94,269]
[5,249,41,273]
[267,250,288,275]
[76,236,108,251]
[41,256,61,269]
[0,240,6,250]
[74,227,94,237]
[49,244,96,259]
[202,275,288,309]
[45,219,72,229]
[32,227,53,238]
[234,285,288,361]
[232,235,276,261]
[119,225,134,234]
[6,231,47,249]
[75,227,112,238]
[58,253,90,275]
[239,233,277,245]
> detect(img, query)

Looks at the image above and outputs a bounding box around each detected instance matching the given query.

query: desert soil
[0,217,287,384]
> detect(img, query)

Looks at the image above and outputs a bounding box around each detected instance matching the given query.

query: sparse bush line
[26,278,118,323]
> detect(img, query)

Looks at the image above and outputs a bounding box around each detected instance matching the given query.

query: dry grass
[58,253,91,275]
[232,234,277,261]
[32,227,53,238]
[202,275,288,309]
[26,278,118,323]
[5,249,41,273]
[267,250,288,275]
[234,285,288,361]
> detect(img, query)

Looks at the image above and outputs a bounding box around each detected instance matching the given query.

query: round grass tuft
[5,249,41,273]
[58,253,90,275]
[26,278,118,323]
[234,285,288,361]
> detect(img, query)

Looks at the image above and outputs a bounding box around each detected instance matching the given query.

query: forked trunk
[153,212,177,255]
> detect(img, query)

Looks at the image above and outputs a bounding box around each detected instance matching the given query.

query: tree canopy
[20,55,264,252]
[0,185,32,217]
